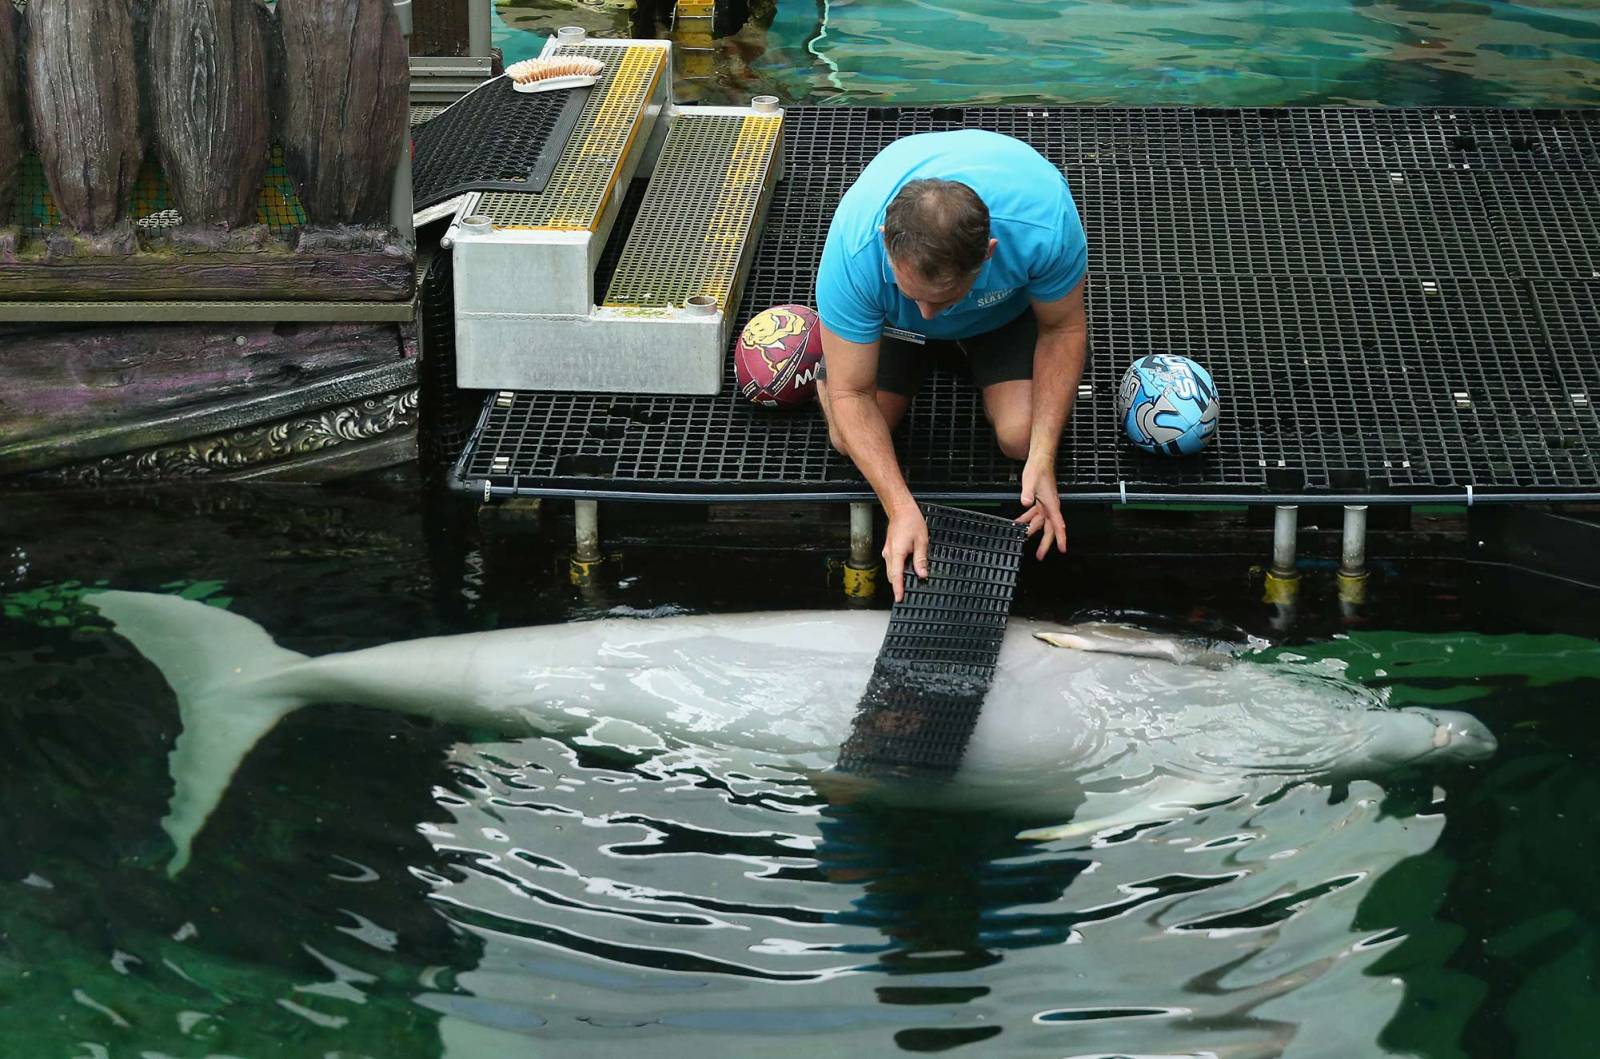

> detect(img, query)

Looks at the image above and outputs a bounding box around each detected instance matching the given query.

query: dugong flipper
[1016,777,1240,843]
[1035,622,1238,669]
[91,591,310,875]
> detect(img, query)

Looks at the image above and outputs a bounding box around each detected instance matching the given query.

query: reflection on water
[3,482,1600,1056]
[493,0,1600,106]
[428,733,1443,1057]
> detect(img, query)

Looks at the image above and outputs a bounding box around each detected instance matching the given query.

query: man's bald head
[882,178,991,286]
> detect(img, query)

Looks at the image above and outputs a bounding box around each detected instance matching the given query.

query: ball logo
[740,307,809,375]
[1144,356,1199,401]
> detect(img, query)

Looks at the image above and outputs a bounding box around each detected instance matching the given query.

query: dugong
[85,590,1496,875]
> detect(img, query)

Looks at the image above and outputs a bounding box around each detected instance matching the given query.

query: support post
[571,499,602,585]
[1339,504,1370,608]
[1263,504,1300,629]
[843,501,878,602]
[391,0,415,244]
[468,0,490,58]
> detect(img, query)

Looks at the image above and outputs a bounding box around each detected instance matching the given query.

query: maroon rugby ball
[734,304,824,409]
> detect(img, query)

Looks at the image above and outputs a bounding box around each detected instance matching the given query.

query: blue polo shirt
[816,130,1086,344]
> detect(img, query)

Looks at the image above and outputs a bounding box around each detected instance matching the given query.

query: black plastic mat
[836,505,1030,777]
[412,79,591,211]
[447,105,1600,504]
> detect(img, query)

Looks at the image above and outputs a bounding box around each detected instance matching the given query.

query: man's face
[884,236,999,321]
[889,258,975,320]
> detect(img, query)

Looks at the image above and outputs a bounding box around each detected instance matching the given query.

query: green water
[3,481,1600,1056]
[494,0,1600,105]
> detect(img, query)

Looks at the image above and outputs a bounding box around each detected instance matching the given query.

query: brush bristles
[506,56,605,85]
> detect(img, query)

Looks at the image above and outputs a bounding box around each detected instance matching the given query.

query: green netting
[17,144,308,234]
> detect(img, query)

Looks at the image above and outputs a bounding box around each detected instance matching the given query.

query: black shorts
[822,307,1038,398]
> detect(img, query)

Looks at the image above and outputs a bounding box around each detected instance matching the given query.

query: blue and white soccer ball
[1116,355,1220,456]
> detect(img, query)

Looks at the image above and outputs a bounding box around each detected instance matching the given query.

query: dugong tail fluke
[91,590,311,875]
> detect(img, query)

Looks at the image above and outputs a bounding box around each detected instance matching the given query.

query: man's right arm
[821,324,928,599]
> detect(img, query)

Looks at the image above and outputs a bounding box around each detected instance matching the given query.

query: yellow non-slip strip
[697,116,783,301]
[499,44,666,232]
[602,113,781,309]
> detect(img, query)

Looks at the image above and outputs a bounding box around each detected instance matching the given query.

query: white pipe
[469,0,492,57]
[391,0,414,241]
[575,500,601,562]
[849,502,873,566]
[1272,505,1298,576]
[1341,505,1369,576]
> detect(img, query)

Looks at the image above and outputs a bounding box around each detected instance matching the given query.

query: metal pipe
[849,502,873,566]
[574,500,601,563]
[1341,504,1369,576]
[391,0,415,241]
[469,485,1591,506]
[469,0,492,58]
[1271,505,1298,576]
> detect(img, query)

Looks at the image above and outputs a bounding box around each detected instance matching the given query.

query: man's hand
[883,501,929,602]
[1018,456,1067,560]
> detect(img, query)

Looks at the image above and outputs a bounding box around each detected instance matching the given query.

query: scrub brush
[506,55,605,94]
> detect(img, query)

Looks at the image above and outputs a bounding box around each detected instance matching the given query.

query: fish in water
[85,591,1496,874]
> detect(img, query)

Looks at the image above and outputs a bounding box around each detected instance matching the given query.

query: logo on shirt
[973,287,1016,308]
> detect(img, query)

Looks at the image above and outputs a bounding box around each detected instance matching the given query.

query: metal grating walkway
[451,106,1600,505]
[602,112,782,309]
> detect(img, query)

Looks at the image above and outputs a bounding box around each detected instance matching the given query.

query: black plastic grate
[411,79,591,211]
[449,105,1600,504]
[1477,171,1600,279]
[454,255,1598,498]
[837,505,1029,777]
[1075,168,1503,276]
[778,106,1600,173]
[417,252,484,469]
[1528,279,1600,416]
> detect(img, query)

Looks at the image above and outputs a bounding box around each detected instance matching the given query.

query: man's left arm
[1019,279,1087,558]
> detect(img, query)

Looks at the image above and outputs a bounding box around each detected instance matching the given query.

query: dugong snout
[1398,706,1498,763]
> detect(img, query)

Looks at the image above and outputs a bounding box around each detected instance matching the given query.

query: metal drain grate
[603,112,782,308]
[411,79,591,210]
[837,504,1029,777]
[474,43,666,231]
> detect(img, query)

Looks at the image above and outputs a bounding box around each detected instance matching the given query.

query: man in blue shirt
[815,130,1088,600]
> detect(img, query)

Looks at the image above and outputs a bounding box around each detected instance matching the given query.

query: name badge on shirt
[882,326,927,345]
